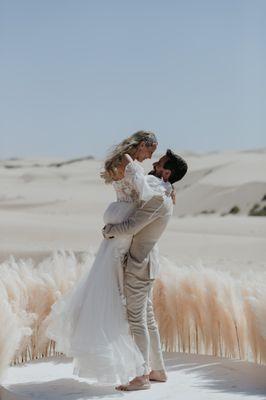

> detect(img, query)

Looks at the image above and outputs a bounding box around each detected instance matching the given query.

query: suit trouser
[124,270,165,375]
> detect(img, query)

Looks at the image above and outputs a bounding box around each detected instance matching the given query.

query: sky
[0,0,265,159]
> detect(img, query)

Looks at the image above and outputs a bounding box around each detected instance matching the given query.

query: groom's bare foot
[116,375,151,391]
[149,369,167,382]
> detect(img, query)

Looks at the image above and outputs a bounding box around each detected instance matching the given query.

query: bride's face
[135,141,157,162]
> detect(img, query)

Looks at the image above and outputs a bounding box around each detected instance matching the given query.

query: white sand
[0,150,266,399]
[1,150,265,274]
[1,353,266,400]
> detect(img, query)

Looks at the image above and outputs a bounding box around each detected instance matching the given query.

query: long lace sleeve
[124,160,167,203]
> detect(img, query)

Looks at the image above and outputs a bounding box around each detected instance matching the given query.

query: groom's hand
[102,224,115,239]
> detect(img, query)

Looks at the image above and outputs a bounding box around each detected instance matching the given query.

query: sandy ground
[1,353,266,400]
[0,150,266,399]
[1,151,265,276]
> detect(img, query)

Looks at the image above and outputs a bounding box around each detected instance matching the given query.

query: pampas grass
[0,251,94,379]
[0,251,265,380]
[153,257,266,364]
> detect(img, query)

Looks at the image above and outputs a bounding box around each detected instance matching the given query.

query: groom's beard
[148,169,162,178]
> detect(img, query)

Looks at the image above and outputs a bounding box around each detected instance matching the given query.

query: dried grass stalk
[0,251,265,381]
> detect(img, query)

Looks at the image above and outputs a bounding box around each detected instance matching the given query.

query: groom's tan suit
[103,193,173,374]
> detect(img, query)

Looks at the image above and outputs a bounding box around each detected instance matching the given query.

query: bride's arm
[110,154,134,181]
[123,155,164,204]
[124,153,133,164]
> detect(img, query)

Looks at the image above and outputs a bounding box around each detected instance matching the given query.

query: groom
[103,149,188,390]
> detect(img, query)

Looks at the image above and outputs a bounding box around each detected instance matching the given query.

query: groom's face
[149,155,171,181]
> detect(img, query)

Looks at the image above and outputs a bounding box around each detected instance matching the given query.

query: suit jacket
[103,194,173,279]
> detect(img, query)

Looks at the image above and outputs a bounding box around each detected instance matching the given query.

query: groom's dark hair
[164,149,188,184]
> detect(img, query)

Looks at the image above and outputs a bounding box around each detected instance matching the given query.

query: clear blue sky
[1,0,265,159]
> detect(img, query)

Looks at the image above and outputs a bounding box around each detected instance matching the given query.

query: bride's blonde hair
[101,130,157,183]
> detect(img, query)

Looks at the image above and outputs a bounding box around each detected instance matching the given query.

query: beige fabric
[104,195,173,279]
[103,194,173,373]
[124,271,165,374]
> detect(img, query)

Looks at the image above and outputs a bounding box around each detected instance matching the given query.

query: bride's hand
[170,189,176,204]
[102,225,115,239]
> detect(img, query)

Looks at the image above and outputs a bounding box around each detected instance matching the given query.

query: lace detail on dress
[113,160,171,204]
[113,162,144,203]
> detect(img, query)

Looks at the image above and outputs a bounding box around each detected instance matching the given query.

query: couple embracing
[46,131,188,391]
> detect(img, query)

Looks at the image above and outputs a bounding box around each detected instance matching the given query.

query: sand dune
[1,150,265,269]
[174,150,266,216]
[1,150,265,219]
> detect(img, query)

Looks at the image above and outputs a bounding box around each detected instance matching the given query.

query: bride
[45,130,170,385]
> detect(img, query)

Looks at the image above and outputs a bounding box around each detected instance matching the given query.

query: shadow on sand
[164,352,266,397]
[2,353,266,399]
[4,378,122,400]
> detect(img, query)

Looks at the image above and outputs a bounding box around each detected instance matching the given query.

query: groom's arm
[102,196,165,239]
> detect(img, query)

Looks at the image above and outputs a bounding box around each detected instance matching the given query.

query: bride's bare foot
[149,369,167,382]
[116,375,151,391]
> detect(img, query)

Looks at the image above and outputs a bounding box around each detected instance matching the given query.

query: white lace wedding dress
[46,160,170,385]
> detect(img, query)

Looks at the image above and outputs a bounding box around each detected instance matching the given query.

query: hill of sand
[173,149,266,217]
[0,149,265,274]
